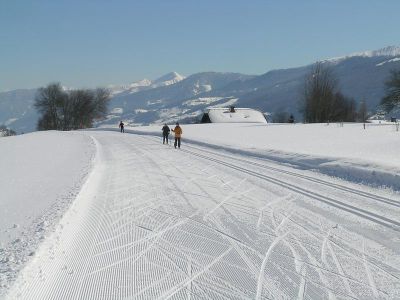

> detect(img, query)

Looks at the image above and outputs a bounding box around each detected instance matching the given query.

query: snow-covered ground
[1,124,400,299]
[0,132,94,293]
[120,122,400,190]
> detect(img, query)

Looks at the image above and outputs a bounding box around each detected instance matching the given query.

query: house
[200,106,267,123]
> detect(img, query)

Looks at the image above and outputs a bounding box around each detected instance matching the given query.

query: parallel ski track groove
[10,132,399,299]
[183,144,400,208]
[129,134,400,298]
[136,134,400,296]
[139,135,399,207]
[180,147,400,231]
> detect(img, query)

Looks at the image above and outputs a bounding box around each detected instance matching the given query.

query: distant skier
[162,124,170,144]
[119,121,125,133]
[171,122,182,149]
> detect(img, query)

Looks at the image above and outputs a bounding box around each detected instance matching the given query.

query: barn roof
[205,107,267,123]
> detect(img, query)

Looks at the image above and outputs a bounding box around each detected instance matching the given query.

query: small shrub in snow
[0,125,16,137]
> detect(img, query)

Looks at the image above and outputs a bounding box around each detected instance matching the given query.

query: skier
[119,121,125,133]
[171,122,182,149]
[162,123,170,144]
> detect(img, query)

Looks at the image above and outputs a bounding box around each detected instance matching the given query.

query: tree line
[34,68,400,128]
[274,62,400,124]
[34,83,111,130]
[299,62,369,123]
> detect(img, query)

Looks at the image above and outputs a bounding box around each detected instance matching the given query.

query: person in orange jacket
[171,122,182,148]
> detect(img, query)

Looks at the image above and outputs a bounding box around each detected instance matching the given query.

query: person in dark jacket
[162,124,170,144]
[119,121,125,133]
[171,122,182,148]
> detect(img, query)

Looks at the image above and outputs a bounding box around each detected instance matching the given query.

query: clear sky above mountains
[1,0,399,91]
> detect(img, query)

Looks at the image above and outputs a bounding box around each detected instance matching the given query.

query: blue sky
[1,0,399,91]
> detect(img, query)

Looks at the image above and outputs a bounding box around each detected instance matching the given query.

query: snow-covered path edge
[94,127,400,192]
[5,135,104,299]
[0,132,96,298]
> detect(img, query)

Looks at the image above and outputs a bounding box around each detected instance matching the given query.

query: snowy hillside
[104,72,253,126]
[108,79,152,96]
[0,89,38,134]
[2,123,400,299]
[326,45,400,63]
[152,71,186,87]
[2,45,400,133]
[108,72,185,96]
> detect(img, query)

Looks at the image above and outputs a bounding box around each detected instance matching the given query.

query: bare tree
[34,83,67,130]
[358,100,368,122]
[381,69,400,113]
[300,62,357,123]
[93,88,111,119]
[35,83,111,131]
[301,62,338,123]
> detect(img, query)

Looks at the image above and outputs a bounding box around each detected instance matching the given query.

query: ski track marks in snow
[7,131,400,299]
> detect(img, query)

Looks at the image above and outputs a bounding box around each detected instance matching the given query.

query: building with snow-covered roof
[200,106,267,123]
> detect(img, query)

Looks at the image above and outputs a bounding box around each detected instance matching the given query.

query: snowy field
[1,123,400,299]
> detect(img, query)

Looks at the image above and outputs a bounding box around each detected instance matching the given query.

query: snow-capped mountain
[103,72,253,126]
[325,45,400,63]
[152,72,185,87]
[1,46,400,133]
[108,79,152,96]
[103,46,400,126]
[108,72,185,96]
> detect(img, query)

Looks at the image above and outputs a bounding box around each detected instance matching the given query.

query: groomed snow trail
[7,132,400,299]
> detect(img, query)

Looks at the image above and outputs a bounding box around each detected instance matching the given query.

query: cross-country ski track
[7,131,400,299]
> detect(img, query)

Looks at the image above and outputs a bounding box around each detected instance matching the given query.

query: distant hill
[234,51,400,117]
[0,89,38,133]
[103,72,253,126]
[1,46,400,133]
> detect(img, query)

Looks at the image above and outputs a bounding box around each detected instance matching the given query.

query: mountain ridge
[1,46,400,132]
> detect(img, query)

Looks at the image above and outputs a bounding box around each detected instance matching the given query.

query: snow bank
[107,122,400,190]
[0,131,94,293]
